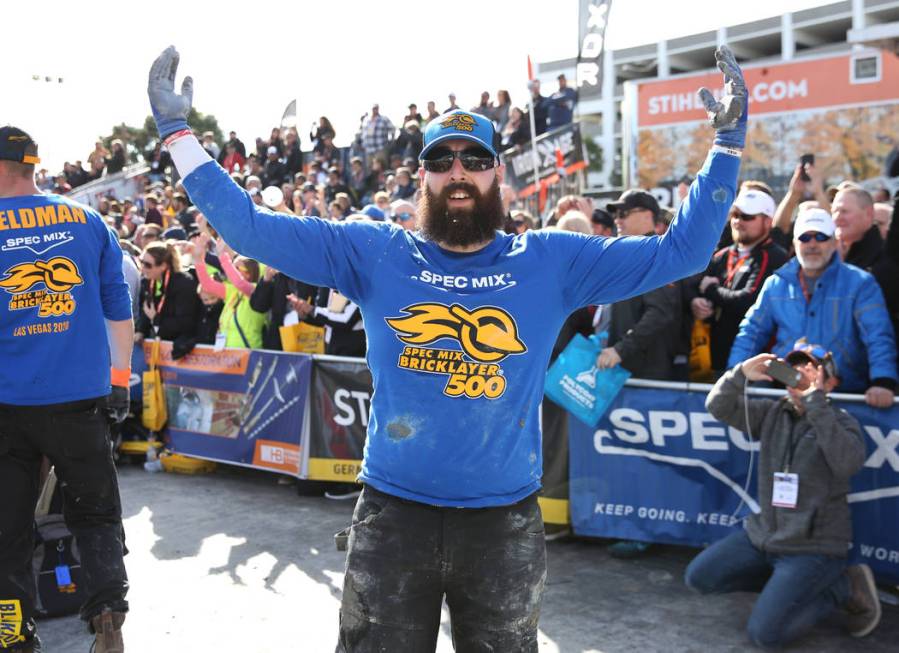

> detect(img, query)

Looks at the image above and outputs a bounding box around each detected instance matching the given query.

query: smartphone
[799,153,815,182]
[766,359,802,388]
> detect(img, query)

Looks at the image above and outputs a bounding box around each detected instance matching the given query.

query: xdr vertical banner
[576,0,612,102]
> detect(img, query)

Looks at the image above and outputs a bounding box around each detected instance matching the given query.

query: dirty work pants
[339,485,546,652]
[685,529,848,648]
[0,398,128,649]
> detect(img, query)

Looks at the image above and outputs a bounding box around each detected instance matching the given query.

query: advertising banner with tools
[147,342,312,476]
[568,383,899,584]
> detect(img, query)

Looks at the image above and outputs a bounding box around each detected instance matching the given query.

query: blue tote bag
[544,334,631,427]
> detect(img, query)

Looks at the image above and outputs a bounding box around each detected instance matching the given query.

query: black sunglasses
[731,210,761,221]
[797,232,831,243]
[615,207,643,220]
[421,148,496,173]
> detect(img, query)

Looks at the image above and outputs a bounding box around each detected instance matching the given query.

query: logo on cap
[439,113,476,132]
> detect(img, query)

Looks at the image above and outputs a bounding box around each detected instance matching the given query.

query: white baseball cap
[732,189,776,217]
[793,208,835,238]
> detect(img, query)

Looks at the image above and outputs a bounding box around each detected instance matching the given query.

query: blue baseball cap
[419,110,497,160]
[361,204,386,221]
[786,340,839,380]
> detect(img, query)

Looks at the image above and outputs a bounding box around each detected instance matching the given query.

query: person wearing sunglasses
[149,45,747,650]
[135,241,202,346]
[688,187,789,377]
[729,208,896,408]
[389,200,416,231]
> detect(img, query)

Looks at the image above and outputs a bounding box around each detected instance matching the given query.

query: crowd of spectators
[26,81,898,647]
[547,163,898,410]
[32,82,898,410]
[28,82,580,353]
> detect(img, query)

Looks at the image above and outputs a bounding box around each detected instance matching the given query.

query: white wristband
[167,134,213,178]
[711,145,743,158]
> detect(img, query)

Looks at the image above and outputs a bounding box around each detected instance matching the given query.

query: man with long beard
[148,45,747,651]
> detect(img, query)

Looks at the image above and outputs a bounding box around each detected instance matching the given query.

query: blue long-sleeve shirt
[182,151,739,506]
[0,193,132,404]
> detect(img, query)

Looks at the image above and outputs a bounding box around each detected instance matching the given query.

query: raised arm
[147,46,384,305]
[220,251,255,297]
[558,47,746,311]
[195,252,225,299]
[705,355,778,438]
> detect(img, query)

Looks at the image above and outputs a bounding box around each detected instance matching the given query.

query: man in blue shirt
[0,127,134,653]
[149,45,747,652]
[547,73,578,130]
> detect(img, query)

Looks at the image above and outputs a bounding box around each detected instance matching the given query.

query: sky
[3,0,830,172]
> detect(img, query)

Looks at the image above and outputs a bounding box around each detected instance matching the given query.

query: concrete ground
[37,464,898,652]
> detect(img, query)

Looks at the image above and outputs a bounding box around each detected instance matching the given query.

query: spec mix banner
[147,342,312,476]
[568,384,899,583]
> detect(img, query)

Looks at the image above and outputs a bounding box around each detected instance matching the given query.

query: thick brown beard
[418,178,504,248]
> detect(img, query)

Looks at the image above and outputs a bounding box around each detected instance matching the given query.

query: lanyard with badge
[772,429,802,509]
[724,248,752,287]
[150,269,170,337]
[797,270,813,303]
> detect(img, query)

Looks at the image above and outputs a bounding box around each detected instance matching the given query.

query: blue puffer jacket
[728,255,897,393]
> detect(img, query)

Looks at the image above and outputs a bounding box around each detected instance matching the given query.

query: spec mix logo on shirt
[0,256,82,317]
[385,302,526,399]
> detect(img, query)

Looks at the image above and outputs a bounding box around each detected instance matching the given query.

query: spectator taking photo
[687,346,881,646]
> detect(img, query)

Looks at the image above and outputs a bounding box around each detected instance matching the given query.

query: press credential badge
[772,472,799,508]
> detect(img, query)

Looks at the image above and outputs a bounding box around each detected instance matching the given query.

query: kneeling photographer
[684,345,881,648]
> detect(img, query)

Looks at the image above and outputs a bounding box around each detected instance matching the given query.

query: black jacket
[136,271,201,340]
[262,159,288,187]
[845,224,899,345]
[687,237,790,372]
[324,182,351,205]
[551,307,594,363]
[284,142,303,178]
[608,281,681,381]
[105,149,126,175]
[304,288,366,357]
[217,137,246,163]
[249,273,318,351]
[531,94,548,135]
[196,301,224,345]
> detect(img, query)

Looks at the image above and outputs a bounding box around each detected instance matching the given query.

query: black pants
[0,398,128,646]
[339,485,546,653]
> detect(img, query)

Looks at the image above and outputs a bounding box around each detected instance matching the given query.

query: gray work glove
[148,46,193,139]
[697,45,748,149]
